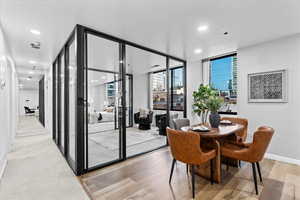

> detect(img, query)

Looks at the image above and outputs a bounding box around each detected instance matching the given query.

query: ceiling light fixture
[194,49,203,54]
[30,29,41,35]
[29,60,36,64]
[29,71,34,74]
[197,25,208,32]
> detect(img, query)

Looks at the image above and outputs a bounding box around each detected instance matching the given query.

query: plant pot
[209,112,220,128]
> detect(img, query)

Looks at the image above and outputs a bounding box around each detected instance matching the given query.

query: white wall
[186,60,202,125]
[238,34,300,161]
[132,74,149,113]
[0,24,18,179]
[18,89,39,115]
[88,84,106,112]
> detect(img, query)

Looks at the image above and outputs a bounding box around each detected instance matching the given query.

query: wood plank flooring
[79,148,300,200]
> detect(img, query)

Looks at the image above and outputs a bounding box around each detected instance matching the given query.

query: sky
[210,56,233,91]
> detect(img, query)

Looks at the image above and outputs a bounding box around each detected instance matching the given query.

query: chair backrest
[169,113,179,129]
[167,128,204,165]
[249,126,274,162]
[173,118,190,130]
[221,117,248,141]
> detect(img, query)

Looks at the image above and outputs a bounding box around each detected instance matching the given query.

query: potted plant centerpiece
[192,85,217,124]
[207,96,223,128]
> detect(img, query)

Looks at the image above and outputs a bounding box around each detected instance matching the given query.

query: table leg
[194,140,221,183]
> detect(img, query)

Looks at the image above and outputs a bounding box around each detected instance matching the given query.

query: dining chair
[167,128,216,199]
[221,117,248,168]
[172,118,191,173]
[173,118,190,130]
[221,117,248,143]
[221,126,274,195]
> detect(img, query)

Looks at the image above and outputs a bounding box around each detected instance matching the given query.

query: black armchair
[24,106,35,114]
[134,111,153,130]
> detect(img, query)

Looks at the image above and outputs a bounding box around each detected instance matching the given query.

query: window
[152,71,167,110]
[170,67,184,111]
[152,67,184,111]
[210,54,237,114]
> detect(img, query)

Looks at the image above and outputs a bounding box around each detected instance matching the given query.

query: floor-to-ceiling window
[59,52,65,152]
[66,36,76,169]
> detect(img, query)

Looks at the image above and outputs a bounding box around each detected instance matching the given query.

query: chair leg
[191,165,195,199]
[210,159,214,185]
[251,163,258,195]
[169,159,176,184]
[186,164,189,174]
[226,159,229,171]
[256,162,263,183]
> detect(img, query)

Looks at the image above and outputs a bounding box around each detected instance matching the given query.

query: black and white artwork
[248,69,287,103]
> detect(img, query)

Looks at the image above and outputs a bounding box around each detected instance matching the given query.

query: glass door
[86,33,122,169]
[125,45,168,157]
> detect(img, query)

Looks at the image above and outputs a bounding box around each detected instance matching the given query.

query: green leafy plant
[192,84,217,123]
[206,96,224,113]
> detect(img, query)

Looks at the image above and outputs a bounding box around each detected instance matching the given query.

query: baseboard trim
[0,158,7,180]
[265,153,300,166]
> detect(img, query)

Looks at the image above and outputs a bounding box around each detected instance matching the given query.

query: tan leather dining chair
[221,117,248,168]
[167,128,216,199]
[221,126,274,195]
[221,117,248,143]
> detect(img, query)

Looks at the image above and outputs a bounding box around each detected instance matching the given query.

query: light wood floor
[79,148,300,200]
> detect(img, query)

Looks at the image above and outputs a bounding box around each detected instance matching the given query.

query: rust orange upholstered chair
[166,128,216,199]
[221,117,248,167]
[221,117,248,143]
[221,126,274,195]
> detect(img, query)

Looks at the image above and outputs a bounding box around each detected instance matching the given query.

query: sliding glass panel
[55,61,59,144]
[126,45,167,157]
[86,33,121,168]
[68,38,76,166]
[169,59,185,124]
[53,61,58,144]
[60,53,65,151]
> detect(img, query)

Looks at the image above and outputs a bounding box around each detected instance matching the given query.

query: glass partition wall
[52,25,186,175]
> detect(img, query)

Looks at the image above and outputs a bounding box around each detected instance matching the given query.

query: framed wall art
[248,69,287,103]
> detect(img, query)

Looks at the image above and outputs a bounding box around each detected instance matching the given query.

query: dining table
[181,123,244,183]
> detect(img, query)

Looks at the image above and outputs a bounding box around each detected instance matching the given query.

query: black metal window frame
[208,53,238,115]
[52,24,187,175]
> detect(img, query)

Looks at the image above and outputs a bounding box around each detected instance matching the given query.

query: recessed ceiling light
[197,25,208,32]
[194,49,203,54]
[29,71,34,74]
[29,60,36,64]
[30,29,41,35]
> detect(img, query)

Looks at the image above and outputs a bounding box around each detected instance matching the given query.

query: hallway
[0,116,89,200]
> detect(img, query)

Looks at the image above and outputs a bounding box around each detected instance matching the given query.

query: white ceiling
[1,0,300,78]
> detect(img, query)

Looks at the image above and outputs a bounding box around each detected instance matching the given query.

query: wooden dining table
[181,123,244,183]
